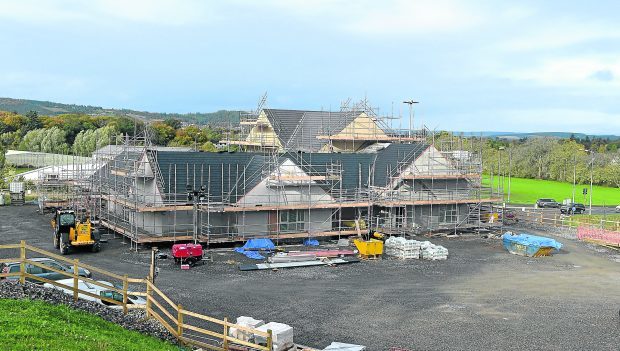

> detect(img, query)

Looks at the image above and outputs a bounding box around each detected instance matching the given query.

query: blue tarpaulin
[243,251,265,260]
[303,238,319,247]
[234,238,275,260]
[502,232,562,257]
[242,238,275,251]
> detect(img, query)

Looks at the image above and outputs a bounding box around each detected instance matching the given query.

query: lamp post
[498,146,505,199]
[402,100,419,139]
[187,185,207,244]
[572,154,577,203]
[588,151,594,215]
[507,147,512,203]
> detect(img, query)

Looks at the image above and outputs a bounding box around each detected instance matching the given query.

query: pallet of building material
[384,237,422,259]
[254,322,294,351]
[386,247,420,259]
[419,241,449,260]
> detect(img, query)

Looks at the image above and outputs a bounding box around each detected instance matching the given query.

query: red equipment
[172,243,203,265]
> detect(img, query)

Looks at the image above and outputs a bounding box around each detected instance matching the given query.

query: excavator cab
[52,209,100,255]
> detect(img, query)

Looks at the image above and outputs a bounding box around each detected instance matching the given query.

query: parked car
[0,258,91,283]
[43,278,146,308]
[616,205,620,213]
[535,198,560,208]
[560,203,586,214]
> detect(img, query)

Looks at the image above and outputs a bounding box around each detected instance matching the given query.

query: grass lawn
[483,175,620,206]
[13,167,35,174]
[0,299,180,351]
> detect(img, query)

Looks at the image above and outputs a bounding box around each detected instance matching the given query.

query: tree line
[481,136,620,188]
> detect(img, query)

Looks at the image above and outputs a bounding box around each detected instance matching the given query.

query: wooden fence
[0,241,272,351]
[512,208,620,232]
[511,208,620,248]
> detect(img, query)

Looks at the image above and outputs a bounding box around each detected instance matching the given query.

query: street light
[498,146,505,199]
[507,147,512,203]
[579,149,595,215]
[402,100,419,139]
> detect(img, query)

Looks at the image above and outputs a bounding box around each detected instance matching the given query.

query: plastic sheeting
[502,232,562,257]
[242,238,276,251]
[303,238,320,246]
[234,238,275,260]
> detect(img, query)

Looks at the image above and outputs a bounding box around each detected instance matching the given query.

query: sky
[0,0,619,134]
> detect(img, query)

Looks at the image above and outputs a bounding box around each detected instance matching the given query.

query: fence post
[177,304,183,338]
[73,259,79,302]
[145,278,152,318]
[223,317,229,349]
[122,274,128,315]
[19,240,26,284]
[267,329,273,351]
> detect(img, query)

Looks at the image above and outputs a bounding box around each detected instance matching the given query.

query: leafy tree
[24,110,42,131]
[164,118,182,130]
[200,141,218,152]
[150,122,176,146]
[0,131,21,149]
[73,125,120,156]
[20,127,69,153]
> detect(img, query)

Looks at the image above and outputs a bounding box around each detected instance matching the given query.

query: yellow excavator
[51,209,101,255]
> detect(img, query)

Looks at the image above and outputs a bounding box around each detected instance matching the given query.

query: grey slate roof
[96,142,430,205]
[155,151,272,203]
[263,109,362,152]
[285,142,429,190]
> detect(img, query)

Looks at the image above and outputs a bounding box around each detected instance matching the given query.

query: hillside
[457,131,620,140]
[0,97,241,125]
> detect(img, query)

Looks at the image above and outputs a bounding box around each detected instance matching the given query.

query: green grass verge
[13,167,35,174]
[0,299,180,351]
[483,175,620,206]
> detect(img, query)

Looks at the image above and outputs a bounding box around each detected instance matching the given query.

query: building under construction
[87,100,503,248]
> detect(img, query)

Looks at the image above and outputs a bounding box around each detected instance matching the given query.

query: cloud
[342,0,483,36]
[244,0,486,36]
[0,0,216,25]
[590,69,614,82]
[491,56,620,89]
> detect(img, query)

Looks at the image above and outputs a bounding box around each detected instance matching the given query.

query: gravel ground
[0,280,175,343]
[1,205,620,350]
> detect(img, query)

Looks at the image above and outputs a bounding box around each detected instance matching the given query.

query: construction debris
[323,342,366,351]
[239,257,359,271]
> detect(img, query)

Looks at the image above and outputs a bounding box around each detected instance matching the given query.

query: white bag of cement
[229,316,264,341]
[255,322,294,350]
[323,342,366,350]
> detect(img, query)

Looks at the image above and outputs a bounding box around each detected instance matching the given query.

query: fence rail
[511,208,620,248]
[0,241,272,350]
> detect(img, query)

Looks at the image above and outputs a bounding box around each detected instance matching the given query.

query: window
[59,213,75,226]
[27,265,44,275]
[100,291,124,305]
[9,265,20,273]
[279,210,306,233]
[42,261,65,271]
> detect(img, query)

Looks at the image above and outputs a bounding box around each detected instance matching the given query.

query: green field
[0,299,180,351]
[483,175,620,206]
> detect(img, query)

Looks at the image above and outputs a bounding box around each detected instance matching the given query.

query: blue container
[502,232,562,257]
